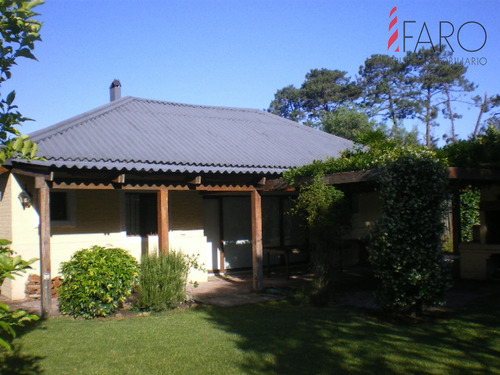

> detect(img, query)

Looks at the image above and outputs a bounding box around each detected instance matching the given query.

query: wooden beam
[50,181,265,192]
[262,178,289,191]
[157,189,169,254]
[195,185,258,192]
[11,167,53,180]
[451,190,462,255]
[250,189,263,291]
[36,177,51,317]
[187,175,202,185]
[448,167,500,182]
[218,198,225,273]
[112,174,126,184]
[323,169,381,185]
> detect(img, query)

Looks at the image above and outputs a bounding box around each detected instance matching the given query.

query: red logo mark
[388,6,399,52]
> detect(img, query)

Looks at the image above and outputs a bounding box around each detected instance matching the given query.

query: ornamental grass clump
[136,252,190,312]
[58,246,139,319]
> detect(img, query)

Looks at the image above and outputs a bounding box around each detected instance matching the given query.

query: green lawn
[2,295,500,375]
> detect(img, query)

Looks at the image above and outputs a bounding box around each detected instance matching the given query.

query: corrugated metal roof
[22,97,354,175]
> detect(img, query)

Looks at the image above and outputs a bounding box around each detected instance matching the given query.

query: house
[447,168,500,280]
[322,167,500,281]
[0,80,355,305]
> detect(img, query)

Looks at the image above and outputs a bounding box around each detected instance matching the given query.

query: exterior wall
[167,191,208,282]
[0,174,14,298]
[2,174,40,299]
[460,244,500,280]
[169,191,204,230]
[0,174,12,240]
[460,184,500,280]
[2,177,208,300]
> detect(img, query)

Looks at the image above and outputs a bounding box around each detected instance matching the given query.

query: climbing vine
[368,153,451,315]
[460,188,480,243]
[291,176,349,306]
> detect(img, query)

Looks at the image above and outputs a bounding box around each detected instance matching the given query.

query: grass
[2,294,500,375]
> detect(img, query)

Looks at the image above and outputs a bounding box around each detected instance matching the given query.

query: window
[262,196,305,247]
[50,191,75,226]
[125,193,158,236]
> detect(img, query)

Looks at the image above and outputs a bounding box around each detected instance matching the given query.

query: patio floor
[3,266,496,317]
[0,267,314,316]
[186,270,313,307]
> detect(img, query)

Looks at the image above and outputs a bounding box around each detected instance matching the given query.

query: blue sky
[5,0,500,143]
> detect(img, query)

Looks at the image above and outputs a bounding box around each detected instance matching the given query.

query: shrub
[136,252,191,311]
[0,239,38,350]
[369,152,452,316]
[58,246,139,319]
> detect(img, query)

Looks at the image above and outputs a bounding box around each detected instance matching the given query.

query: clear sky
[4,0,500,143]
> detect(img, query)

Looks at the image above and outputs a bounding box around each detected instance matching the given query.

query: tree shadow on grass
[0,317,46,374]
[0,345,44,375]
[202,290,500,375]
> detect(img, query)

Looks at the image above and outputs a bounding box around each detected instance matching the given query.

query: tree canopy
[0,0,44,351]
[0,0,43,164]
[269,48,486,146]
[268,68,361,130]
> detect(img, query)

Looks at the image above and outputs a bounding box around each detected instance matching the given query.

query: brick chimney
[110,79,121,102]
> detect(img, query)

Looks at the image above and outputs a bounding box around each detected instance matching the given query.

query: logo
[387,7,399,52]
[387,6,488,61]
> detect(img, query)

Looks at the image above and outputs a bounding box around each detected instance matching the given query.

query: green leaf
[25,0,45,10]
[15,47,36,60]
[0,239,12,247]
[0,302,11,312]
[0,337,12,351]
[12,136,25,151]
[6,91,15,106]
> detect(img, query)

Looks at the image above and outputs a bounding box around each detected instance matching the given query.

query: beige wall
[169,191,204,230]
[1,175,208,300]
[0,174,12,240]
[2,174,41,299]
[53,190,121,235]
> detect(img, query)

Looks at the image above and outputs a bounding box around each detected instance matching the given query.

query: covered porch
[3,163,307,315]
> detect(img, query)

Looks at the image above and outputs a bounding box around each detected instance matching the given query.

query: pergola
[5,161,291,316]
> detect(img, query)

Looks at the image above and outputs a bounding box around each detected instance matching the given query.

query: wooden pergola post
[157,189,169,254]
[251,189,263,291]
[451,190,462,254]
[36,177,51,317]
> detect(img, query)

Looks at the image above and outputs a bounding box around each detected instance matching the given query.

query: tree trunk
[444,84,456,143]
[388,94,398,137]
[425,88,432,147]
[473,92,488,138]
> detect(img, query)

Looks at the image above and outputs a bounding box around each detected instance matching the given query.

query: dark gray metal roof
[21,97,354,175]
